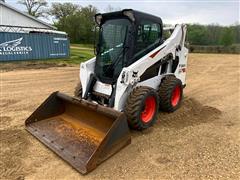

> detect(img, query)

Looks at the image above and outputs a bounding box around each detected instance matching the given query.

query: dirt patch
[0,62,69,72]
[0,116,12,128]
[0,128,30,179]
[158,97,222,129]
[0,54,239,179]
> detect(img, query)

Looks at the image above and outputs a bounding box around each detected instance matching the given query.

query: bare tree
[104,5,121,13]
[18,0,47,18]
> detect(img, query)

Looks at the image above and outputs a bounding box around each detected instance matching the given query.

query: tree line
[18,0,240,47]
[187,24,239,46]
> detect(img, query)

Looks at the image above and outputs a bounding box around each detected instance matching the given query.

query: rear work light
[123,10,135,22]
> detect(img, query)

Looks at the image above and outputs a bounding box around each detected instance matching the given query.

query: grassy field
[71,43,94,49]
[68,45,94,64]
[0,44,94,71]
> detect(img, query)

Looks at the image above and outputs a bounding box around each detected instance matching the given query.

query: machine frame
[80,10,188,111]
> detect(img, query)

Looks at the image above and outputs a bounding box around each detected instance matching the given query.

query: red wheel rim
[171,86,181,107]
[141,96,156,123]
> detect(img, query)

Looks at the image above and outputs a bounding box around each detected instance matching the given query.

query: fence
[189,44,240,54]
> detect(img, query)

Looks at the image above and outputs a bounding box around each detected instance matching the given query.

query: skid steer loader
[25,9,188,174]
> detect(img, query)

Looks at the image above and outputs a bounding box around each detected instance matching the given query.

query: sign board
[0,32,69,61]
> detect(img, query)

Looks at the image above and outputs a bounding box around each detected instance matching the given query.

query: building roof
[0,1,56,30]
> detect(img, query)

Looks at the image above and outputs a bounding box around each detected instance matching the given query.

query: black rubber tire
[159,76,183,112]
[125,86,159,130]
[74,82,82,98]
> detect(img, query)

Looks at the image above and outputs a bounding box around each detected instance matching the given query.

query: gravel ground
[0,53,239,179]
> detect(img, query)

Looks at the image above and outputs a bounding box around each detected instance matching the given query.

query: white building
[0,1,56,30]
[0,1,69,61]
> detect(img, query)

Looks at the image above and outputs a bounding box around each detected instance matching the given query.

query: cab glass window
[135,21,161,56]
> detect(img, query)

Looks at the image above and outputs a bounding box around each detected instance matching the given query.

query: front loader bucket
[25,92,131,174]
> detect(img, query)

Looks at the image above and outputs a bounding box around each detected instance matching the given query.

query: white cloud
[7,0,240,25]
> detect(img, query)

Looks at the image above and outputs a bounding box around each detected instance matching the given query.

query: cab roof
[95,9,162,25]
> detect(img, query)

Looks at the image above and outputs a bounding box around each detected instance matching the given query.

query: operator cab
[94,9,163,84]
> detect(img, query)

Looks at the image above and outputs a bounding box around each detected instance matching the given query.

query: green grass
[71,43,94,49]
[0,44,95,71]
[66,47,94,64]
[29,46,94,64]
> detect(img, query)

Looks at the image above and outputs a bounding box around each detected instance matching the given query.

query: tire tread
[159,76,183,112]
[125,86,159,130]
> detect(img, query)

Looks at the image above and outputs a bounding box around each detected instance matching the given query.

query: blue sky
[6,0,240,25]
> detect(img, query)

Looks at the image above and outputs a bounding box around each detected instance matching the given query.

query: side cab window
[135,21,161,55]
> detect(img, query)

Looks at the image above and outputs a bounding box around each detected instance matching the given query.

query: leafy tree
[18,0,47,18]
[79,5,98,43]
[187,24,208,45]
[220,28,234,46]
[187,24,239,46]
[48,2,240,46]
[49,3,79,20]
[50,3,98,44]
[230,25,240,44]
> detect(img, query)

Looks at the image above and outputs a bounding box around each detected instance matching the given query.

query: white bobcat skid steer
[25,9,188,174]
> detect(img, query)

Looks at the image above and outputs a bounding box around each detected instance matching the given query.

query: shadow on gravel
[0,99,19,109]
[156,97,222,129]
